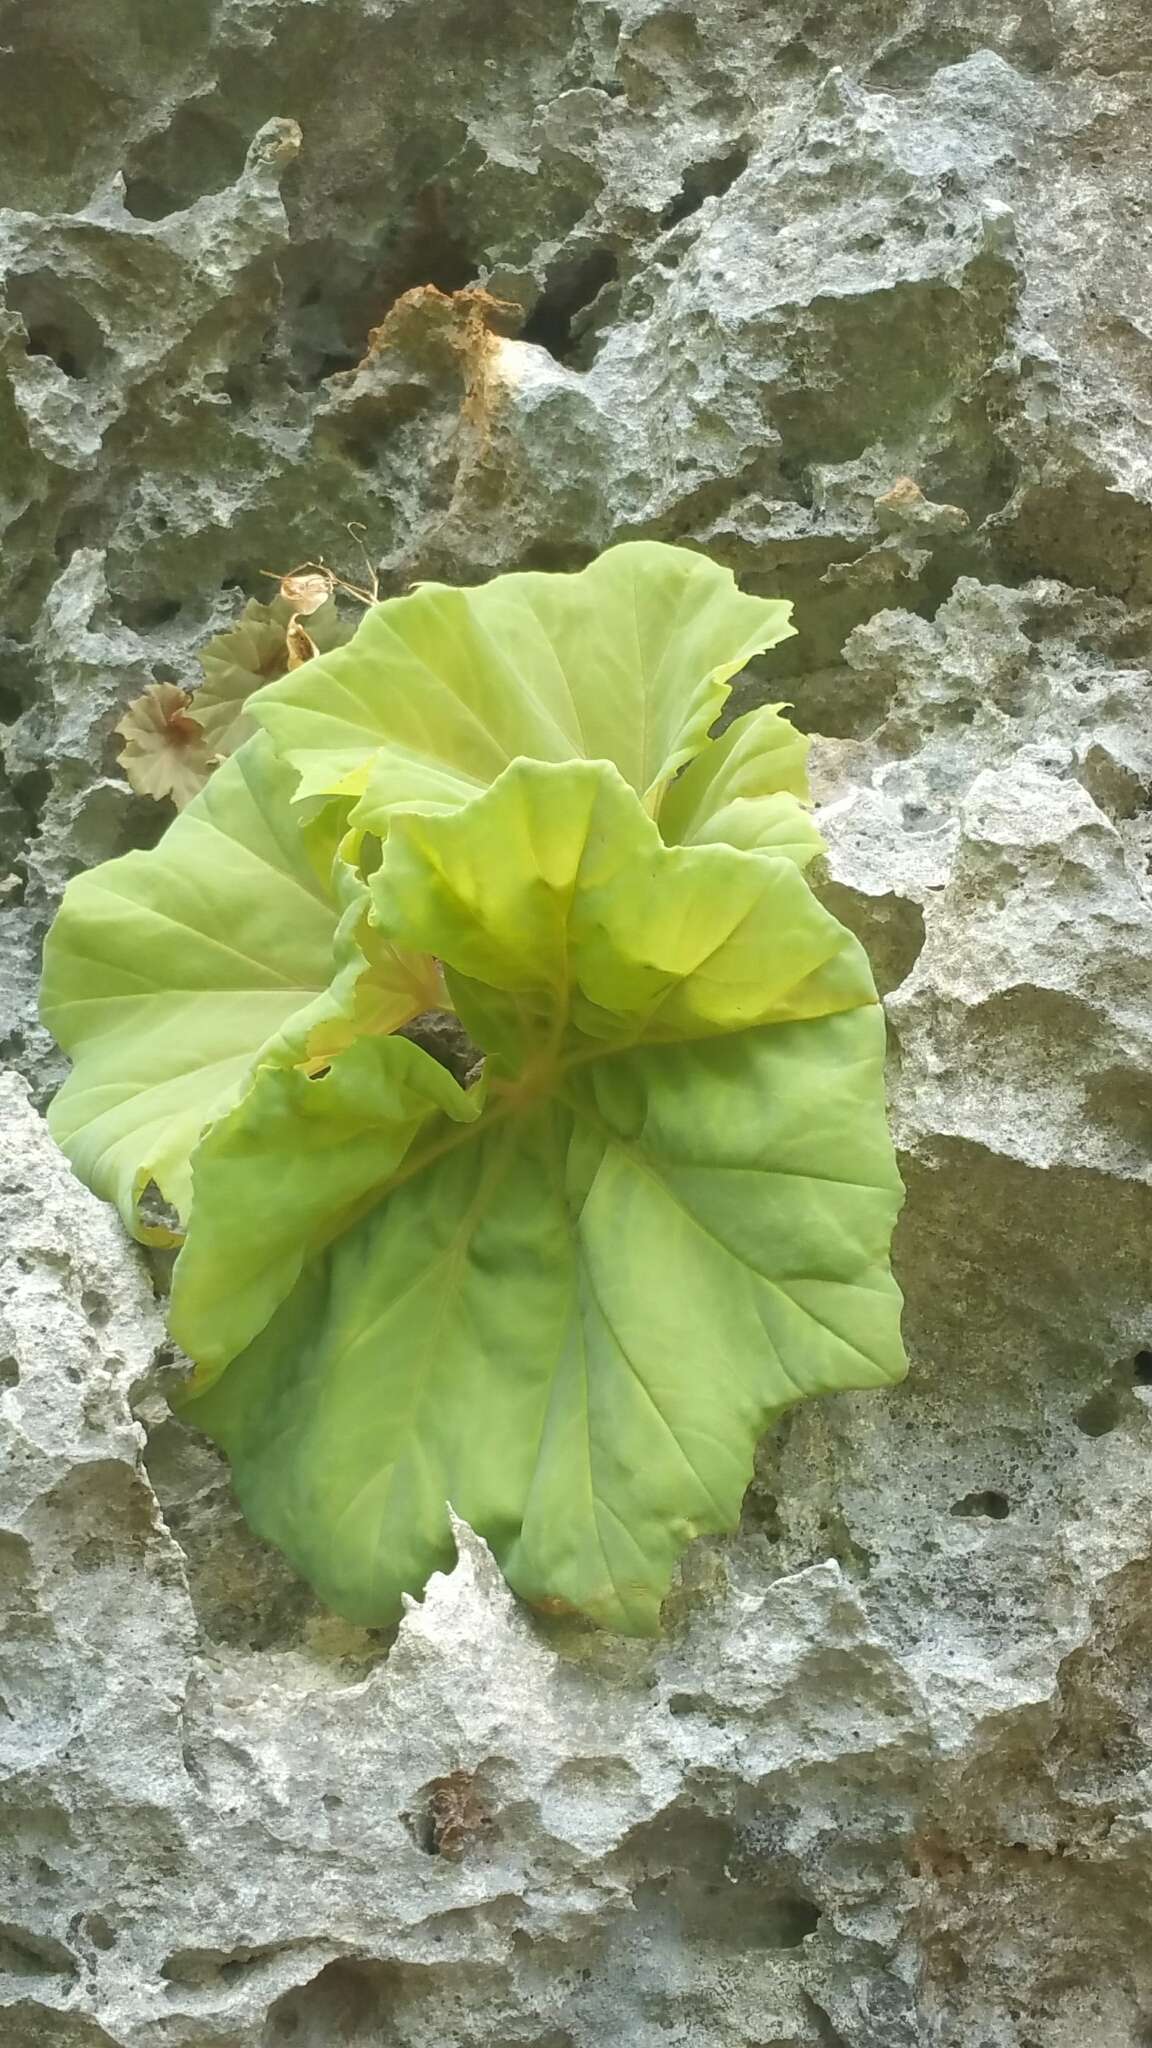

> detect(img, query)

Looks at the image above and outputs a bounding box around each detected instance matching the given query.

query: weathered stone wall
[3,3,1152,2042]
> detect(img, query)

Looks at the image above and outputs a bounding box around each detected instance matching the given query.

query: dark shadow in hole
[950,1490,1010,1520]
[81,1289,111,1330]
[865,30,975,89]
[1132,1351,1152,1386]
[774,36,819,75]
[265,1958,399,2045]
[625,1805,821,1950]
[282,186,480,387]
[121,104,249,220]
[6,272,106,380]
[0,1921,78,1977]
[215,366,258,410]
[517,540,599,574]
[10,766,50,828]
[1075,1387,1125,1439]
[85,1913,115,1952]
[521,247,619,363]
[53,504,107,564]
[161,1941,286,1989]
[777,451,815,509]
[815,885,925,999]
[659,141,751,230]
[115,596,183,632]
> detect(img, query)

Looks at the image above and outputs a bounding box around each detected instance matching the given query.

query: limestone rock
[3,2,1152,2042]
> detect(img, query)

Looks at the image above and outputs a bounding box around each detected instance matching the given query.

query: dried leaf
[286,617,319,670]
[280,570,333,616]
[189,596,353,758]
[116,683,217,809]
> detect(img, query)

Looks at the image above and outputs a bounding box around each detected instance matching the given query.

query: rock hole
[10,765,50,829]
[950,1490,1011,1519]
[775,36,819,75]
[312,345,364,382]
[331,410,394,471]
[815,885,926,998]
[518,541,599,574]
[81,1290,111,1330]
[0,658,33,725]
[0,1921,78,1977]
[0,1357,18,1390]
[866,30,975,87]
[162,1941,286,1989]
[6,271,106,380]
[778,450,815,508]
[658,141,751,230]
[282,192,480,386]
[115,595,183,631]
[742,1477,782,1542]
[213,364,258,410]
[53,504,106,562]
[265,1957,399,2044]
[764,1896,822,1947]
[122,104,249,220]
[401,1768,492,1861]
[1075,1387,1126,1438]
[1133,1351,1152,1386]
[521,247,619,363]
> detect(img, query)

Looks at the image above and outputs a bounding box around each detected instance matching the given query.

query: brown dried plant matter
[114,682,216,811]
[362,285,520,446]
[116,572,356,809]
[421,1770,493,1860]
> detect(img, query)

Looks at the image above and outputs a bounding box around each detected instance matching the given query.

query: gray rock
[3,1,1152,2041]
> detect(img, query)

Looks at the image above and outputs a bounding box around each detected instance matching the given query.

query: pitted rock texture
[2,3,1152,2044]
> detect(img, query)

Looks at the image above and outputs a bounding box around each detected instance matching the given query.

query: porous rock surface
[2,4,1152,2043]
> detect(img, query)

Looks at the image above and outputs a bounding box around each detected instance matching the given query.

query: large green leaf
[43,540,904,1636]
[178,758,904,1632]
[246,541,794,811]
[170,1034,481,1387]
[40,736,436,1241]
